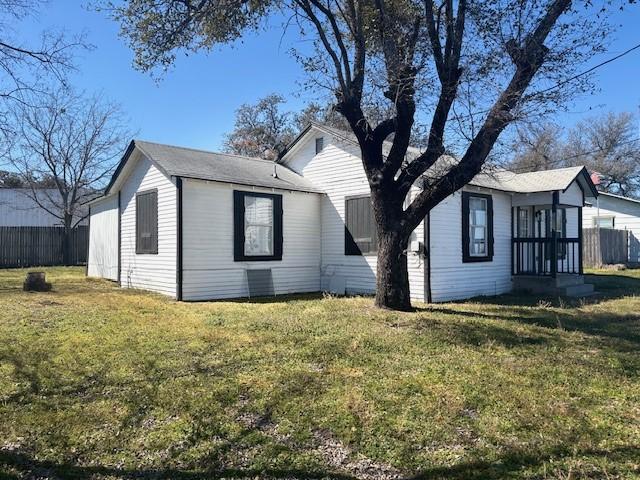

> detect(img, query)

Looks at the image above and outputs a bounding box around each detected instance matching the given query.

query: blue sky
[17,2,640,152]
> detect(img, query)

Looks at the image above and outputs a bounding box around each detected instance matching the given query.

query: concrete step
[562,283,595,297]
[555,274,584,287]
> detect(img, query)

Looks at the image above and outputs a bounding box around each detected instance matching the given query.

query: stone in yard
[23,272,52,292]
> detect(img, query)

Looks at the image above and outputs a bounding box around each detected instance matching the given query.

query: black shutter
[233,191,244,261]
[462,193,470,262]
[136,190,158,254]
[273,194,283,260]
[345,196,377,256]
[487,195,494,260]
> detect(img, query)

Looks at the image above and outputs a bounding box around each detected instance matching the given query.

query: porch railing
[512,237,581,276]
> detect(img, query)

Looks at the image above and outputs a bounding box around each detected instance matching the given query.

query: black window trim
[345,194,378,257]
[234,190,283,262]
[135,188,158,255]
[462,191,494,263]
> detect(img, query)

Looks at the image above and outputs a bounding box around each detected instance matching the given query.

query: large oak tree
[107,0,623,310]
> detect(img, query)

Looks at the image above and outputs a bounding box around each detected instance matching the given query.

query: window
[234,191,283,261]
[136,190,158,254]
[345,196,377,255]
[518,208,530,238]
[593,216,615,228]
[315,137,324,154]
[462,192,493,262]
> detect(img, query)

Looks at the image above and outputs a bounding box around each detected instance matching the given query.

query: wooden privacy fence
[0,226,88,268]
[583,227,628,267]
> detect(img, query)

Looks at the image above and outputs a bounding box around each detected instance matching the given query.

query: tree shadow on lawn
[0,448,358,480]
[415,273,640,352]
[2,443,638,480]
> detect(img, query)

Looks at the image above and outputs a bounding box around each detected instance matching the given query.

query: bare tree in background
[510,122,566,172]
[0,1,85,134]
[510,112,640,198]
[567,112,640,198]
[108,0,624,310]
[6,89,131,264]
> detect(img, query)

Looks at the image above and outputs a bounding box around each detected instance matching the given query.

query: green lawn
[0,268,639,479]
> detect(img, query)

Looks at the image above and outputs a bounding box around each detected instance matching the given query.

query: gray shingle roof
[470,166,596,195]
[132,140,322,193]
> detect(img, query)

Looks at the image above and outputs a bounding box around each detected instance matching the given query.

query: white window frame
[469,196,488,257]
[244,195,274,257]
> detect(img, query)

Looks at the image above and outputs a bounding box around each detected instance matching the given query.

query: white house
[87,124,599,303]
[583,191,640,264]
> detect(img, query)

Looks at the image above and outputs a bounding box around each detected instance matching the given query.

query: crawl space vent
[246,269,275,298]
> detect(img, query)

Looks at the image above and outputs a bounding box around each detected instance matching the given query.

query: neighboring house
[87,124,599,303]
[583,191,640,263]
[0,188,88,227]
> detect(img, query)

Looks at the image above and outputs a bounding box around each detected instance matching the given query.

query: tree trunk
[62,214,73,266]
[375,229,412,311]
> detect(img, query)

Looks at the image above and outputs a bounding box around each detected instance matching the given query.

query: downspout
[424,212,432,303]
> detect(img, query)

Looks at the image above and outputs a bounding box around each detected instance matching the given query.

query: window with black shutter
[462,191,494,263]
[234,190,283,261]
[315,137,324,154]
[345,196,377,255]
[136,190,158,254]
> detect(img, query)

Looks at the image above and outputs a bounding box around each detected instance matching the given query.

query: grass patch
[0,267,639,479]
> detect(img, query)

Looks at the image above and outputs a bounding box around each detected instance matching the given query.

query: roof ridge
[134,139,275,164]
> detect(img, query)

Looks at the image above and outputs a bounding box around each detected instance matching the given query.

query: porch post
[511,206,515,275]
[551,191,559,278]
[578,206,583,275]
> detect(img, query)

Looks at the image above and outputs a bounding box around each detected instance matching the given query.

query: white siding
[181,179,322,300]
[429,187,513,302]
[119,154,177,297]
[0,188,87,226]
[559,181,583,207]
[287,133,426,302]
[87,195,119,280]
[583,195,640,263]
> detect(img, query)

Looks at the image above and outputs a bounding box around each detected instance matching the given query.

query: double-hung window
[234,191,283,261]
[593,216,615,228]
[462,192,494,262]
[518,208,530,238]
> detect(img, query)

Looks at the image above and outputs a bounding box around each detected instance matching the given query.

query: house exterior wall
[181,178,321,300]
[119,154,177,297]
[0,188,87,227]
[583,195,640,263]
[429,186,513,302]
[87,195,119,281]
[285,133,426,302]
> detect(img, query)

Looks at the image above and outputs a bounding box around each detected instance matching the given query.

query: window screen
[136,190,158,254]
[244,195,274,256]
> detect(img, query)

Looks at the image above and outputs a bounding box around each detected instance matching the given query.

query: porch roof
[470,166,598,197]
